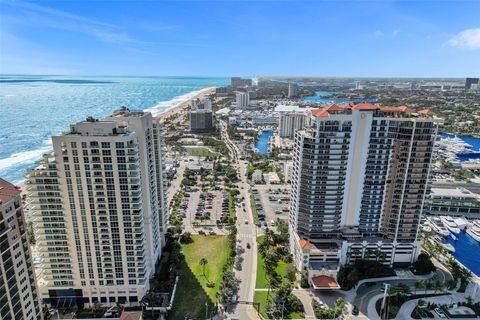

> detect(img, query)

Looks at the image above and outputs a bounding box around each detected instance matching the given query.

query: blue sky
[0,0,479,77]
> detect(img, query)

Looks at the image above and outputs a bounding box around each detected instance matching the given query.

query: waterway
[439,133,480,161]
[444,231,480,276]
[253,130,274,156]
[303,91,377,104]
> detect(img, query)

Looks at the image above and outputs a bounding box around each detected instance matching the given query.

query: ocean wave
[0,140,52,172]
[143,87,212,116]
[0,87,213,181]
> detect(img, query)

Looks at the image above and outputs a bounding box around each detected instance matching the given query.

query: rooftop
[430,187,478,198]
[0,178,21,204]
[311,275,340,290]
[309,102,436,119]
[275,105,313,113]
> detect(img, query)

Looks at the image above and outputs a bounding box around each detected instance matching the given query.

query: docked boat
[466,220,480,243]
[432,235,456,253]
[441,216,461,235]
[427,217,450,237]
[422,225,432,233]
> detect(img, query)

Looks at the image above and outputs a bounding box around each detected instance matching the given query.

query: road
[352,268,452,319]
[219,120,259,320]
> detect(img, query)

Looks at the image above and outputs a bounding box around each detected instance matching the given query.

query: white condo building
[279,112,306,138]
[289,103,442,286]
[26,107,168,308]
[235,92,250,108]
[0,179,41,320]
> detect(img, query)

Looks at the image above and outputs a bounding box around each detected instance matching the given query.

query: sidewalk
[292,289,316,319]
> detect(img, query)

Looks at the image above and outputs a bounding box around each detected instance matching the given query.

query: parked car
[352,305,359,315]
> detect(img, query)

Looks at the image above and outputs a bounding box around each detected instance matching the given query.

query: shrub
[412,253,436,275]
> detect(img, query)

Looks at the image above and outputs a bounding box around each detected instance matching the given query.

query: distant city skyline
[0,0,479,77]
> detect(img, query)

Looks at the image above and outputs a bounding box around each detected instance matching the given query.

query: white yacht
[466,222,480,243]
[441,216,461,235]
[427,217,450,237]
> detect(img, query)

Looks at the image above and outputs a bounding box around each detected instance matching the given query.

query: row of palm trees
[413,280,447,295]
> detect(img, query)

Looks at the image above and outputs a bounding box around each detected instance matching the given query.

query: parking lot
[251,184,291,228]
[180,186,229,227]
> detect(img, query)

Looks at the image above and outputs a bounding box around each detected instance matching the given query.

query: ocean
[0,75,229,183]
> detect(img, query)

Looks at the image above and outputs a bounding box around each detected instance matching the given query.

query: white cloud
[374,30,384,39]
[446,28,480,49]
[392,29,400,37]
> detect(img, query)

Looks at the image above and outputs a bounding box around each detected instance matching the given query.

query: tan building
[289,103,442,275]
[27,108,168,308]
[0,179,41,320]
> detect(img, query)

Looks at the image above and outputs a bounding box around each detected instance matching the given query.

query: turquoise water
[254,130,274,156]
[444,231,480,276]
[303,91,377,103]
[0,75,229,183]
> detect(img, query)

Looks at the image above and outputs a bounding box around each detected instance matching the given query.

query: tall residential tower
[289,103,441,283]
[0,179,41,320]
[26,108,167,308]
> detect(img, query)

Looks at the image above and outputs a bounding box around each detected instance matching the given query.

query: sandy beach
[156,87,215,122]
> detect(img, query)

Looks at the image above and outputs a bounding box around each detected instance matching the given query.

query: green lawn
[254,291,305,319]
[256,250,269,288]
[168,235,229,320]
[185,147,218,157]
[255,236,294,289]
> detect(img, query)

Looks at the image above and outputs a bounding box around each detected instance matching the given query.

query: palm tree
[347,248,361,263]
[414,281,424,295]
[200,258,208,279]
[425,281,434,293]
[434,280,444,294]
[365,249,375,260]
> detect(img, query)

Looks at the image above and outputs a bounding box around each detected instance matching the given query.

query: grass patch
[254,291,305,319]
[254,291,271,318]
[168,235,229,320]
[255,236,293,289]
[256,250,269,289]
[185,147,218,157]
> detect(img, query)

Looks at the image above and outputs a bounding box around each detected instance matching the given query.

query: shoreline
[152,87,215,122]
[13,87,216,191]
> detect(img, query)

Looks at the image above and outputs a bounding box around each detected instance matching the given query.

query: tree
[425,281,434,293]
[199,258,208,279]
[414,281,424,295]
[434,280,444,294]
[285,264,297,283]
[412,253,436,275]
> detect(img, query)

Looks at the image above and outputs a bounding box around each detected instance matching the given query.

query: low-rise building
[252,116,278,126]
[252,170,263,184]
[425,187,480,219]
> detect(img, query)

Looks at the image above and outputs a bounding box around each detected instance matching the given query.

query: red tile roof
[311,275,340,289]
[0,178,21,204]
[352,103,379,110]
[398,105,414,112]
[120,311,143,320]
[299,239,311,250]
[324,104,343,112]
[418,109,436,116]
[310,109,330,118]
